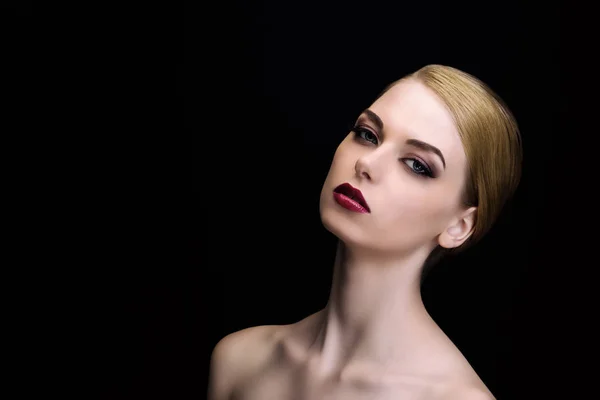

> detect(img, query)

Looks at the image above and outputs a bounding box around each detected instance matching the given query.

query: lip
[332,183,370,213]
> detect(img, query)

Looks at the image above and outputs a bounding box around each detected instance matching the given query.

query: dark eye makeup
[350,125,435,179]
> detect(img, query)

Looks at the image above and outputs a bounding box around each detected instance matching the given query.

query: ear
[438,206,477,249]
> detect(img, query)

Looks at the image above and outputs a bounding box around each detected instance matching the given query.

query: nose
[354,144,394,182]
[355,156,372,180]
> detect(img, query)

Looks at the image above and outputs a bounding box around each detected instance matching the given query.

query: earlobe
[438,228,462,249]
[438,207,477,249]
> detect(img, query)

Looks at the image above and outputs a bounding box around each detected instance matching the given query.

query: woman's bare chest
[232,364,437,400]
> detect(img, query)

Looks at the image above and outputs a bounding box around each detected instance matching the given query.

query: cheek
[379,192,450,230]
[322,146,349,192]
[329,143,356,174]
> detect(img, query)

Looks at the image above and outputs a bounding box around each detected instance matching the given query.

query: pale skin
[208,79,495,399]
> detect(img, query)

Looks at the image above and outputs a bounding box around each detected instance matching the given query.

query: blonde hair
[380,64,523,278]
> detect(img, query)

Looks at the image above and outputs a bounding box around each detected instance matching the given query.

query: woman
[208,64,523,400]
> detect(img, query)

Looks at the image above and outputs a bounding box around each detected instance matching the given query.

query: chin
[319,204,368,248]
[319,184,369,244]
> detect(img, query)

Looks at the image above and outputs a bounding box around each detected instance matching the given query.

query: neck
[308,240,442,378]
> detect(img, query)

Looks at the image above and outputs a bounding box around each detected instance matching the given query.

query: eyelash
[350,125,435,178]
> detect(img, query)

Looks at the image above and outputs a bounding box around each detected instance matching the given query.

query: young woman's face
[319,79,471,255]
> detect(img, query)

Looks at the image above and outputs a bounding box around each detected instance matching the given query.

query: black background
[19,0,590,399]
[0,1,595,399]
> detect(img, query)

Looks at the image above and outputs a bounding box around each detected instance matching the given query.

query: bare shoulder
[207,324,282,400]
[437,384,496,400]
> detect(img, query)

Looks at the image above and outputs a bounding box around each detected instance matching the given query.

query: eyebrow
[361,109,446,170]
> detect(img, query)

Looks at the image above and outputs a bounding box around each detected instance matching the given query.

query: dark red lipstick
[333,183,370,213]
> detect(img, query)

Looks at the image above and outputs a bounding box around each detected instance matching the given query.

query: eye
[403,158,434,178]
[351,125,435,179]
[351,126,378,144]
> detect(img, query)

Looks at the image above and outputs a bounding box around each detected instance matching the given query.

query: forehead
[369,80,466,170]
